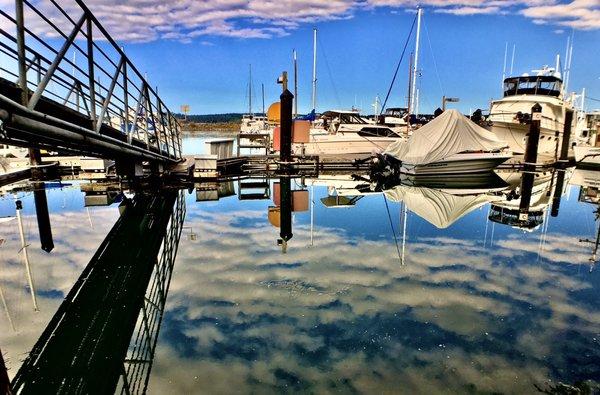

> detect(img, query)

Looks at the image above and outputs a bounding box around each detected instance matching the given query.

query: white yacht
[487,65,576,158]
[384,109,511,175]
[294,110,407,157]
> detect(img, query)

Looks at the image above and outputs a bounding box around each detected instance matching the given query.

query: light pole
[442,96,460,111]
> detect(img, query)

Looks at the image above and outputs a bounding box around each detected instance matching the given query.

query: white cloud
[4,0,597,45]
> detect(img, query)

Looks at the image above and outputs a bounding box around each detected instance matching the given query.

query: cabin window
[358,127,398,137]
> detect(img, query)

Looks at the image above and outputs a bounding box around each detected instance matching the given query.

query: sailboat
[240,65,270,134]
[293,29,408,158]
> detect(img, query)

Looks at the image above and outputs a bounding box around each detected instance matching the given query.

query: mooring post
[559,109,574,162]
[280,89,294,163]
[524,103,542,165]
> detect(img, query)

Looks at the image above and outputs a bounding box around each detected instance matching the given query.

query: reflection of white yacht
[487,65,576,157]
[294,110,407,157]
[385,110,511,175]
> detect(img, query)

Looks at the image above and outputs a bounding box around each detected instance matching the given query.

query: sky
[5,0,600,115]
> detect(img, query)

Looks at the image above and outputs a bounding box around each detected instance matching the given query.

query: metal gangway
[0,0,182,166]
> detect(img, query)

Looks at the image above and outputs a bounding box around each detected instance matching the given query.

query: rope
[317,36,341,108]
[380,13,418,115]
[424,15,444,97]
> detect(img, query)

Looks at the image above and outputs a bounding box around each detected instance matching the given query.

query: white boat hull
[488,122,561,156]
[293,135,399,156]
[574,145,600,166]
[401,152,512,175]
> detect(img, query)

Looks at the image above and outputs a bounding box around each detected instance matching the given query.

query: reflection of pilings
[551,170,566,217]
[0,348,10,395]
[33,183,54,252]
[120,191,186,394]
[11,190,183,394]
[519,171,535,220]
[15,200,38,312]
[279,177,293,253]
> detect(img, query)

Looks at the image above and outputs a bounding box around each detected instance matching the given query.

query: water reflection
[0,167,599,393]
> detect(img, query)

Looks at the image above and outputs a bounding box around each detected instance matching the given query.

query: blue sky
[20,0,600,115]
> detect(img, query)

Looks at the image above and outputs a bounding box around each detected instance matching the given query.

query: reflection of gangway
[11,190,185,394]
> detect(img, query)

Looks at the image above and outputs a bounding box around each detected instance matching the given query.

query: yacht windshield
[503,76,562,97]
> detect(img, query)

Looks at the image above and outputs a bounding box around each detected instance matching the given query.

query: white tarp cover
[384,186,500,229]
[384,109,508,165]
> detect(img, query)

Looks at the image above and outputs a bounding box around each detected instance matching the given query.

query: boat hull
[293,135,399,156]
[574,145,600,167]
[487,122,562,156]
[401,152,512,175]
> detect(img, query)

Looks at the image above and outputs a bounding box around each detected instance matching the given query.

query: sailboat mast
[410,7,422,116]
[311,28,317,112]
[293,49,298,117]
[248,64,252,115]
[261,83,265,114]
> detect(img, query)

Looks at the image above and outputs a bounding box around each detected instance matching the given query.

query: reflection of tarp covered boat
[384,185,503,229]
[384,110,511,175]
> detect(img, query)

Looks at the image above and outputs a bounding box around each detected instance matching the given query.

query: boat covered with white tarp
[384,109,511,174]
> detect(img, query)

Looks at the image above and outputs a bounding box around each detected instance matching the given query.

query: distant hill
[174,113,247,123]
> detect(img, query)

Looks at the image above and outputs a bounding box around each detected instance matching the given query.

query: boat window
[357,127,398,137]
[504,76,561,97]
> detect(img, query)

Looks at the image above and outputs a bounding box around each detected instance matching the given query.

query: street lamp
[442,96,460,111]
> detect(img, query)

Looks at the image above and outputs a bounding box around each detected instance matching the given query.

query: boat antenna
[379,13,417,115]
[261,83,265,115]
[311,28,317,112]
[248,64,252,115]
[382,194,402,265]
[410,7,422,117]
[509,44,516,75]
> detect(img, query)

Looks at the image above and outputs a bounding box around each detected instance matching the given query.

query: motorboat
[486,65,577,158]
[294,110,407,157]
[384,109,511,175]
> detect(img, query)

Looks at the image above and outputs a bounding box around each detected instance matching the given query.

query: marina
[0,0,599,394]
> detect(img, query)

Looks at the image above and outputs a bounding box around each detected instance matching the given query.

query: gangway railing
[0,0,182,163]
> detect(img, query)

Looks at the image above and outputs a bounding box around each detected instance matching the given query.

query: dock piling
[279,89,294,163]
[524,103,542,165]
[559,109,574,162]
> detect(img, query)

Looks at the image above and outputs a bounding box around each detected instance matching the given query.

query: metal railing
[0,0,182,162]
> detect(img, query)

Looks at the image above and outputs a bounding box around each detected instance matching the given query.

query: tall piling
[559,109,574,162]
[280,89,294,163]
[551,169,566,217]
[524,103,542,165]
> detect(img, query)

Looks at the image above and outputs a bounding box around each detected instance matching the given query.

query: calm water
[0,138,599,394]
